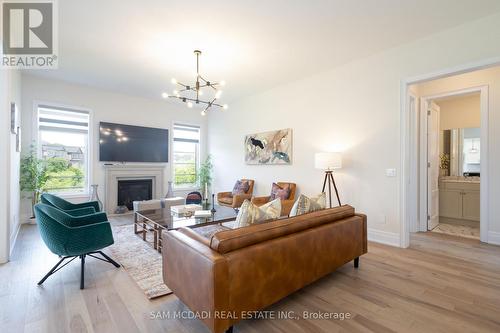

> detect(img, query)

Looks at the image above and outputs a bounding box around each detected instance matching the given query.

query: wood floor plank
[1,221,500,333]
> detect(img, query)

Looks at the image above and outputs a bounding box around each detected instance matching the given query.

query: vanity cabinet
[439,181,480,222]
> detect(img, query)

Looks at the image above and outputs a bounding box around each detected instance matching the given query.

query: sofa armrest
[251,196,271,206]
[355,213,368,254]
[163,230,231,333]
[217,192,232,200]
[232,193,252,208]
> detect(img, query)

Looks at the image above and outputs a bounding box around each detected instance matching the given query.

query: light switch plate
[385,168,397,177]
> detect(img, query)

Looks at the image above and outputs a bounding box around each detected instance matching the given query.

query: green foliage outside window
[20,145,85,216]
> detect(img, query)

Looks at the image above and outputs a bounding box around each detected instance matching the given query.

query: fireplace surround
[104,165,165,214]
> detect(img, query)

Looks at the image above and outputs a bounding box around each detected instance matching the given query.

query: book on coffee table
[194,210,212,218]
[171,204,203,215]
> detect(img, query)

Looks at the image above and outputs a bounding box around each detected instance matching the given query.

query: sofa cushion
[234,199,281,228]
[232,180,250,195]
[289,193,326,217]
[270,183,291,200]
[210,205,355,254]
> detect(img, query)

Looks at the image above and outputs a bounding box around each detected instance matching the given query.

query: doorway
[401,63,496,247]
[423,91,482,239]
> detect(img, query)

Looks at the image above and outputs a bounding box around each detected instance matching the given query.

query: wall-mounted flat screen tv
[99,122,168,162]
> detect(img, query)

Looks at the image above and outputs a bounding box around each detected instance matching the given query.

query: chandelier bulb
[220,80,226,86]
[223,104,228,110]
[201,110,207,116]
[215,90,222,99]
[187,102,193,108]
[161,92,169,99]
[171,78,177,84]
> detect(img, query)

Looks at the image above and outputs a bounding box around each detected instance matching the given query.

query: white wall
[208,12,500,245]
[0,68,21,263]
[436,94,480,130]
[20,75,208,220]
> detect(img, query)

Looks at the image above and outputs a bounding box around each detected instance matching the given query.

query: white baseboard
[9,223,20,256]
[488,231,500,246]
[368,228,400,247]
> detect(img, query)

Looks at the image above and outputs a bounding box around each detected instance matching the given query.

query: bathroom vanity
[439,177,480,224]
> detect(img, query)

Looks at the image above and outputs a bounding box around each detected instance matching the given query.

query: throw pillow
[270,183,291,200]
[235,198,282,228]
[289,193,326,217]
[232,180,250,196]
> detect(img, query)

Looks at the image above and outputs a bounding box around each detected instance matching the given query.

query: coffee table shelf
[134,204,237,252]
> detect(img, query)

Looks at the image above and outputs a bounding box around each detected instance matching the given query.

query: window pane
[38,107,89,194]
[173,124,200,188]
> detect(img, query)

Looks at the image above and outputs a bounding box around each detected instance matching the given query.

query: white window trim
[171,121,202,191]
[33,101,93,198]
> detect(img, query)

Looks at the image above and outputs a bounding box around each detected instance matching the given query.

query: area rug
[109,225,172,299]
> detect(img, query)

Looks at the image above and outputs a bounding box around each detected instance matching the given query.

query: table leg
[153,225,158,250]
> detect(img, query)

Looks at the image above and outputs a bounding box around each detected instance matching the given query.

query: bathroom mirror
[441,127,480,177]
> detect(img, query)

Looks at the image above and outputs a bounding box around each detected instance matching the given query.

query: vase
[89,184,103,211]
[165,181,174,198]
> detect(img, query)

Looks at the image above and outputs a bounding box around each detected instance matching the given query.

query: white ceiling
[26,0,500,105]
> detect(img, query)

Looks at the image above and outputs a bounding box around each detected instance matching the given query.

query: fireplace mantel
[104,164,165,214]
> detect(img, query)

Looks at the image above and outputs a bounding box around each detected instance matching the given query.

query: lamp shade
[315,152,342,170]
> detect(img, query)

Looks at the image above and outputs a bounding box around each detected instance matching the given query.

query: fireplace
[117,179,153,210]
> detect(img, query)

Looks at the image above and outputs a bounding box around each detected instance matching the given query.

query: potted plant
[439,153,450,177]
[20,144,70,218]
[198,154,213,202]
[20,145,49,218]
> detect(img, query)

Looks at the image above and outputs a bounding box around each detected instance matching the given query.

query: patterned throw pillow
[289,193,326,217]
[232,180,250,196]
[270,183,291,200]
[234,199,282,228]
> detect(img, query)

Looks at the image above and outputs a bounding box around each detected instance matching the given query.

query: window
[173,124,200,188]
[37,105,90,195]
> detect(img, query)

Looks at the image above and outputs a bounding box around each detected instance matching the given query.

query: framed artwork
[245,128,292,165]
[10,102,18,134]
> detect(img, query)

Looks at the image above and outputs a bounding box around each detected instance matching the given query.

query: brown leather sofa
[162,205,367,333]
[251,182,297,216]
[217,179,254,208]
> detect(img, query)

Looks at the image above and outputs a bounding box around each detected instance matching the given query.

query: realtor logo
[1,0,58,68]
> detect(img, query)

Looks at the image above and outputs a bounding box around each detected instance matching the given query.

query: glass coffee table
[134,204,237,252]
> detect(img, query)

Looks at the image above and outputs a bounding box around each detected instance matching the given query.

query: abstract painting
[245,128,292,165]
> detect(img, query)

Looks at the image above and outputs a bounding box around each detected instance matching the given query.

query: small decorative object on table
[165,181,174,198]
[211,193,217,214]
[89,184,103,211]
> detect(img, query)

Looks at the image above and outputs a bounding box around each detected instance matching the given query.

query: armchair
[41,193,101,215]
[34,203,120,289]
[217,179,254,209]
[251,182,297,216]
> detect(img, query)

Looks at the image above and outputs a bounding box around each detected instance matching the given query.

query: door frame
[400,58,499,248]
[418,87,487,236]
[425,101,441,231]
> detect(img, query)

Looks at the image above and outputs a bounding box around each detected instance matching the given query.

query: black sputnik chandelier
[162,50,228,116]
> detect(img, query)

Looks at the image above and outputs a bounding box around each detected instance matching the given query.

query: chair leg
[354,257,359,268]
[97,251,120,268]
[38,257,67,285]
[80,254,86,290]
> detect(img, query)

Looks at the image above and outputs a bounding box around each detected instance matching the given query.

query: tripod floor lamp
[315,152,342,208]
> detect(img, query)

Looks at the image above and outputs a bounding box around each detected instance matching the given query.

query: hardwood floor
[1,220,500,333]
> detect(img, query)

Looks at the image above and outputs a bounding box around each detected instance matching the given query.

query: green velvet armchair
[34,203,120,289]
[41,193,101,216]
